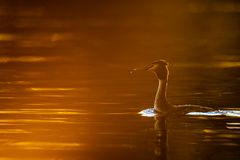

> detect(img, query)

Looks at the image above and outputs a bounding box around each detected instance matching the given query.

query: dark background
[0,0,239,63]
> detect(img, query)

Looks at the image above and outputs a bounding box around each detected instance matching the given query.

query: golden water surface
[0,1,240,160]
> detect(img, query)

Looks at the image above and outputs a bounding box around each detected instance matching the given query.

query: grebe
[133,60,214,116]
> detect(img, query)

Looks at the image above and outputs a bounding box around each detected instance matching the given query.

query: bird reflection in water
[154,115,168,160]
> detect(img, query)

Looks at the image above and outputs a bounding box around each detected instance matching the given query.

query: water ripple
[4,141,85,150]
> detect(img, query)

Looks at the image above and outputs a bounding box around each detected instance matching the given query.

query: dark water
[0,1,240,160]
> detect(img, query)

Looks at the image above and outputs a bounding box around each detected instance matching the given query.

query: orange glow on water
[0,1,239,160]
[5,141,85,150]
[0,34,15,41]
[0,109,87,115]
[174,61,240,68]
[0,56,47,63]
[28,88,77,91]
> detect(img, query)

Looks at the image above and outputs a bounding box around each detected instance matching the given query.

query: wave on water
[138,108,157,117]
[187,110,240,117]
[139,108,240,118]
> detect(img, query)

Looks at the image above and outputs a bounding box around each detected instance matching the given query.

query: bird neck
[154,78,171,112]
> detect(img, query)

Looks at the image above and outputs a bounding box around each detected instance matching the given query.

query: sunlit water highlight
[139,108,240,117]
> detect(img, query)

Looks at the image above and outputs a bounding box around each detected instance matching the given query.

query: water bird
[132,60,214,116]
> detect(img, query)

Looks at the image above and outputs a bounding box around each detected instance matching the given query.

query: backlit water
[1,1,240,159]
[0,58,239,160]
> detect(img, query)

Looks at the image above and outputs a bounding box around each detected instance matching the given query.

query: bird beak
[144,64,155,71]
[130,64,154,74]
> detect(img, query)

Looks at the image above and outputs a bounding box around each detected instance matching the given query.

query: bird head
[132,60,169,80]
[145,60,169,80]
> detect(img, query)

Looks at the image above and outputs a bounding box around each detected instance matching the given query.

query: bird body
[139,105,213,117]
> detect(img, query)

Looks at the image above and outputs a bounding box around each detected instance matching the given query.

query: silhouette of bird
[132,60,213,116]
